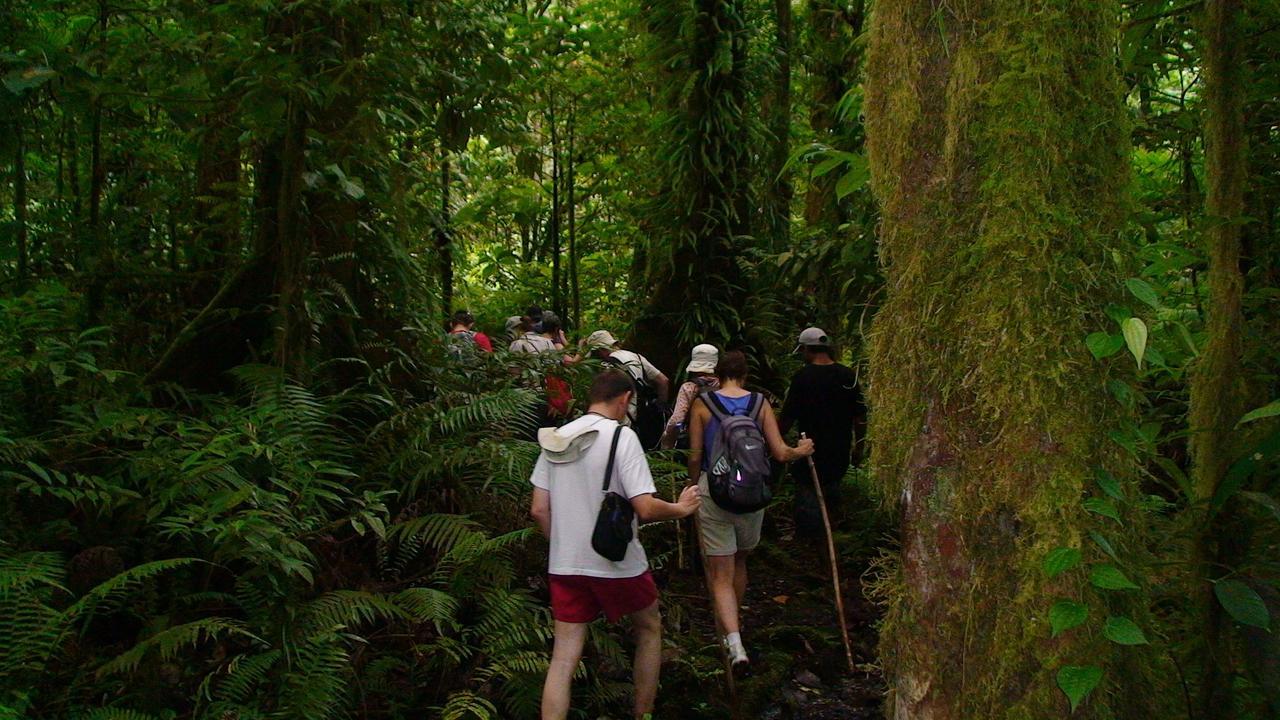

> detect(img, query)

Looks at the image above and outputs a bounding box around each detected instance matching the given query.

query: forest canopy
[1,0,1278,718]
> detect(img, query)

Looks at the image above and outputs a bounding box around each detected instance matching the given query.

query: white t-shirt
[530,415,657,578]
[608,349,663,424]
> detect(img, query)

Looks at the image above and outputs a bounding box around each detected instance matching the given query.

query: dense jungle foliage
[1,0,1278,718]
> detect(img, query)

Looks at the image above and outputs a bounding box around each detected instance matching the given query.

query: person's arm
[760,400,814,463]
[530,488,552,537]
[687,400,708,483]
[664,384,693,433]
[638,355,670,403]
[631,486,700,523]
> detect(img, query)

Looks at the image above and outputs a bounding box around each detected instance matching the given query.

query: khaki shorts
[697,479,763,556]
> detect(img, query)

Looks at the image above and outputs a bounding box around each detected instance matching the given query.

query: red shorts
[548,571,658,623]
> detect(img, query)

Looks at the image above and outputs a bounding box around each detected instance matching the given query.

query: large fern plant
[0,288,626,720]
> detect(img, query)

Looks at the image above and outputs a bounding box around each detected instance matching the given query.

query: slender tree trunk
[84,0,110,322]
[864,1,1154,717]
[568,98,580,331]
[549,90,562,318]
[14,111,28,282]
[436,151,453,316]
[762,0,793,251]
[1190,1,1249,716]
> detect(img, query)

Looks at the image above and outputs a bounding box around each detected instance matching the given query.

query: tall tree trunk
[549,90,562,318]
[436,151,453,316]
[864,1,1155,717]
[14,110,28,283]
[1190,1,1249,716]
[633,0,753,374]
[568,99,580,331]
[84,0,110,322]
[761,0,793,251]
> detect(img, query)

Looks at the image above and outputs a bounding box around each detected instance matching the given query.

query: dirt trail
[651,508,887,719]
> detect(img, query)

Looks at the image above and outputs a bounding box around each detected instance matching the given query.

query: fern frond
[97,618,260,677]
[78,708,162,720]
[65,558,202,622]
[437,691,497,720]
[392,587,459,630]
[302,590,408,633]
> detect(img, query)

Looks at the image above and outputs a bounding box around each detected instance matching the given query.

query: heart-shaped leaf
[1049,600,1088,637]
[1089,564,1139,590]
[1122,317,1148,369]
[1086,333,1125,360]
[1214,579,1270,629]
[1125,277,1161,308]
[1102,616,1148,645]
[1057,665,1103,713]
[1043,547,1082,578]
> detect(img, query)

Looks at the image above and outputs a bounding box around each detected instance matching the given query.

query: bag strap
[600,425,624,492]
[702,391,730,421]
[746,392,763,423]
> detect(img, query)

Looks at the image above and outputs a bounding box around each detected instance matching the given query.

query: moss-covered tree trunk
[864,2,1154,717]
[1190,1,1249,715]
[631,0,753,374]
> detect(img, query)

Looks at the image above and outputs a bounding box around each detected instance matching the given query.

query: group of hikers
[445,307,865,720]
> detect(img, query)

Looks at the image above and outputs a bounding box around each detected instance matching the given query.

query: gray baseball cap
[794,327,830,352]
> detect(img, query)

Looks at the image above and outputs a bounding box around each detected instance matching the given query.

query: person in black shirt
[779,327,867,537]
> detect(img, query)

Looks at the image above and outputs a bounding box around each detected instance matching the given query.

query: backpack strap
[600,425,624,493]
[745,392,763,423]
[702,391,731,422]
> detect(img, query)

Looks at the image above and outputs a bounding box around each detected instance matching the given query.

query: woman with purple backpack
[686,350,814,673]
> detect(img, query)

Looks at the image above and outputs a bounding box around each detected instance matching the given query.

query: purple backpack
[703,392,772,514]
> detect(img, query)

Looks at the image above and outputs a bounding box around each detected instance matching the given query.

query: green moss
[863,1,1165,717]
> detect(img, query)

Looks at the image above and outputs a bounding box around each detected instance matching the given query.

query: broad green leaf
[1086,333,1124,360]
[1090,564,1139,590]
[1083,497,1121,523]
[1105,303,1131,325]
[3,66,57,95]
[1121,317,1148,368]
[1057,665,1103,713]
[811,156,843,178]
[1124,278,1161,308]
[1049,600,1088,637]
[1214,579,1270,629]
[1043,547,1082,578]
[1237,399,1280,426]
[835,159,869,200]
[1102,616,1148,645]
[1094,468,1123,500]
[1089,531,1118,561]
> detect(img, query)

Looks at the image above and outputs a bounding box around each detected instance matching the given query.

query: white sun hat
[686,344,719,374]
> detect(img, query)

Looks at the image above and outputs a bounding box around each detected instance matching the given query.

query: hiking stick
[691,507,738,708]
[802,434,856,673]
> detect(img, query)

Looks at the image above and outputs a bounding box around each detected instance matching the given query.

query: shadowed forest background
[2,0,1280,718]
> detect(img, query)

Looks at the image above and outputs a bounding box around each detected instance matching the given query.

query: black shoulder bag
[590,426,633,562]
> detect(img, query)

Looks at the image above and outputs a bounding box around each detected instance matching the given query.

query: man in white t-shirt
[530,369,700,720]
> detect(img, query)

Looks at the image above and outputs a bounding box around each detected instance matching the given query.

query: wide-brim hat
[586,330,618,350]
[686,343,719,373]
[537,426,600,464]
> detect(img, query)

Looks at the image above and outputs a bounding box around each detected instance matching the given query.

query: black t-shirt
[781,362,865,473]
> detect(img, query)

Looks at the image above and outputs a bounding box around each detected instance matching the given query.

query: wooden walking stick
[803,433,856,673]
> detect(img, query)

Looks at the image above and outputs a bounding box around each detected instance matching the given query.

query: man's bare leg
[630,601,662,719]
[542,620,589,720]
